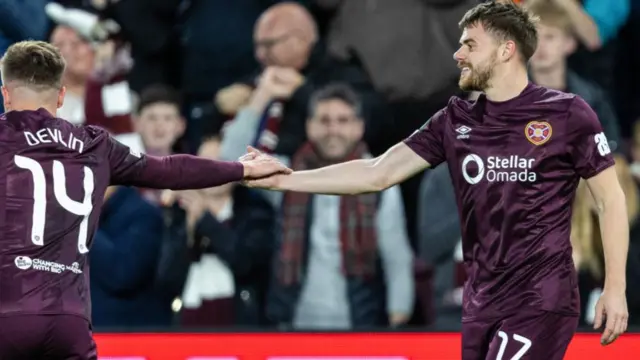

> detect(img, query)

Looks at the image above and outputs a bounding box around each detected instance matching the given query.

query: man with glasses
[217,2,390,161]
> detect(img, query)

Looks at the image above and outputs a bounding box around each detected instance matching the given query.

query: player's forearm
[135,155,244,190]
[598,188,629,291]
[276,158,386,195]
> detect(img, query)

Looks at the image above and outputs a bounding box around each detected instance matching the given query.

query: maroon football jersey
[0,108,244,321]
[405,83,615,322]
[0,109,148,321]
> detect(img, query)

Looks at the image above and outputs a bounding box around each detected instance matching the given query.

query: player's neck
[8,102,57,117]
[484,66,530,103]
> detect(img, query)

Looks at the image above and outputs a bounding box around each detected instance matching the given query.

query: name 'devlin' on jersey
[23,128,85,153]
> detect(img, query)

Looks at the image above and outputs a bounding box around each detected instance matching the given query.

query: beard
[458,54,497,92]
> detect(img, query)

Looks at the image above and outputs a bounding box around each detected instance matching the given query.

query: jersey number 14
[14,155,94,254]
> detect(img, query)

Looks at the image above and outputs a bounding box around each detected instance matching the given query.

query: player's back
[0,108,113,321]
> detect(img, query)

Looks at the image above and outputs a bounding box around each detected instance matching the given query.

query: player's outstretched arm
[105,130,291,189]
[111,152,292,190]
[243,143,431,195]
[585,166,629,345]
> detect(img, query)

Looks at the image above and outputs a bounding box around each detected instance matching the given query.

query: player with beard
[242,1,629,359]
[0,41,290,359]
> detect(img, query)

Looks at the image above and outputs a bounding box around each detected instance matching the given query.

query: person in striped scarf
[246,83,415,329]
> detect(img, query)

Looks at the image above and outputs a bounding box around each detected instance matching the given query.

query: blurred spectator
[571,153,639,326]
[127,84,186,204]
[50,25,95,124]
[133,85,186,156]
[218,2,390,158]
[416,163,463,330]
[47,4,137,144]
[90,186,169,328]
[84,41,137,141]
[528,0,622,150]
[158,137,277,327]
[83,40,137,145]
[251,84,414,329]
[181,1,299,147]
[530,0,631,97]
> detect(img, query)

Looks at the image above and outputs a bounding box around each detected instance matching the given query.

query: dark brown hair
[308,82,362,118]
[0,40,66,90]
[459,1,539,62]
[136,84,182,115]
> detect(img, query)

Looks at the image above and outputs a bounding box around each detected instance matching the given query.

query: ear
[354,118,365,139]
[57,86,66,109]
[305,117,314,137]
[176,116,187,137]
[501,40,518,62]
[564,34,577,56]
[132,114,142,131]
[1,86,10,110]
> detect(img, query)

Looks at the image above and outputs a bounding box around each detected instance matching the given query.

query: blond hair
[525,0,573,34]
[0,40,66,91]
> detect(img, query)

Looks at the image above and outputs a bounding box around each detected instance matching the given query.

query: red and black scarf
[278,141,379,285]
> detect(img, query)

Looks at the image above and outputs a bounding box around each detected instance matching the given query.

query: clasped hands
[239,146,290,188]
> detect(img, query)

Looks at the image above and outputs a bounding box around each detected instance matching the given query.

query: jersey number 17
[15,155,95,254]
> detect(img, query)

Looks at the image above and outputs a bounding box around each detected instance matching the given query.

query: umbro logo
[456,125,472,139]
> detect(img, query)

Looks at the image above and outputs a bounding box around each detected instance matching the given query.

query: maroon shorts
[462,310,579,360]
[0,314,97,360]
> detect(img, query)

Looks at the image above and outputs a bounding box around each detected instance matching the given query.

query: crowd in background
[3,0,640,331]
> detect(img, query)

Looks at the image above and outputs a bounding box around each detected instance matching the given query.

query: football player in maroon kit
[0,40,290,359]
[243,1,629,359]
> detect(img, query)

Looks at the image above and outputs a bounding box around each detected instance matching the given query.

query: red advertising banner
[95,333,640,360]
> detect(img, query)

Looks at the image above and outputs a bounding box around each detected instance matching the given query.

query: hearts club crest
[525,121,552,145]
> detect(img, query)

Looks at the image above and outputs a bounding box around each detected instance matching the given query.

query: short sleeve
[403,108,448,167]
[105,134,147,185]
[567,97,615,179]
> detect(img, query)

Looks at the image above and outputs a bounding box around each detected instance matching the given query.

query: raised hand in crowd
[215,83,254,116]
[258,66,305,99]
[216,66,305,115]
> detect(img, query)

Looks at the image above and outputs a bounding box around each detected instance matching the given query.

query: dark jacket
[90,187,169,329]
[104,0,184,91]
[417,163,462,328]
[565,70,622,151]
[157,186,277,326]
[266,196,388,328]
